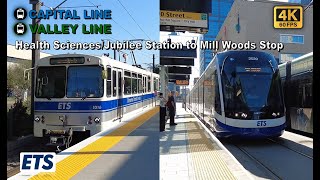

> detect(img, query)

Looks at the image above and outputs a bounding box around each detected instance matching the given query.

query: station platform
[160,104,252,180]
[10,104,252,180]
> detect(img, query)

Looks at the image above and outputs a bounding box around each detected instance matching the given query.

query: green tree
[7,61,31,98]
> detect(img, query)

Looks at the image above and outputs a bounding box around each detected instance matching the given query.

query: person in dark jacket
[159,93,167,132]
[167,91,177,126]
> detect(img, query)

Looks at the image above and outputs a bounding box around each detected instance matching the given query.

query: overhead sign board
[160,46,197,58]
[176,80,189,85]
[160,10,208,28]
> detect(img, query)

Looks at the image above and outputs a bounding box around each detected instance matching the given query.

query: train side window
[106,67,111,97]
[304,83,312,108]
[147,76,151,92]
[124,70,132,95]
[132,73,137,94]
[154,78,159,91]
[138,74,143,93]
[143,76,146,93]
[214,70,222,115]
[113,70,117,97]
[298,81,312,108]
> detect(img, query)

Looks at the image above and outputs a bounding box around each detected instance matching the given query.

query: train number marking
[58,102,71,110]
[257,121,267,126]
[92,105,102,110]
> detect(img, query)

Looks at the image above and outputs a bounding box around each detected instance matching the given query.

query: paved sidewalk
[160,104,252,180]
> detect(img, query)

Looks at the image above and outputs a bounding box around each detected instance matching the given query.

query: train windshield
[36,66,66,98]
[221,54,284,119]
[66,66,104,98]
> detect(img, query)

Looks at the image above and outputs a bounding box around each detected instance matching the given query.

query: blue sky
[7,0,160,66]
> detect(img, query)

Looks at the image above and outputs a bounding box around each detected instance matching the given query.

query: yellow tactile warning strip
[186,121,236,180]
[29,107,159,180]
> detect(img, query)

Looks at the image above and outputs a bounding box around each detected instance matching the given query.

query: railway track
[266,137,313,160]
[221,136,313,180]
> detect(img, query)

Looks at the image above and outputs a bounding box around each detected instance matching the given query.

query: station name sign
[160,10,208,28]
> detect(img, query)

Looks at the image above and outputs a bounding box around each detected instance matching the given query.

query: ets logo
[274,6,303,29]
[20,153,56,174]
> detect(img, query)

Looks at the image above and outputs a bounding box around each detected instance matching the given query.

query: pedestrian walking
[159,93,167,132]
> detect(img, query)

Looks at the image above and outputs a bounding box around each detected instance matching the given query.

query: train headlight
[235,113,239,117]
[94,117,101,123]
[241,113,247,118]
[272,112,277,117]
[35,116,40,122]
[277,112,280,116]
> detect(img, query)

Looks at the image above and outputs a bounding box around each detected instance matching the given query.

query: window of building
[279,53,303,63]
[280,34,304,44]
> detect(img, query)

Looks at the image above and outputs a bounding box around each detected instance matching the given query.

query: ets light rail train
[279,52,313,137]
[25,54,159,148]
[186,50,286,138]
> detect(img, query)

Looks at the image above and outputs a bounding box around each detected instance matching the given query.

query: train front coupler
[45,128,73,152]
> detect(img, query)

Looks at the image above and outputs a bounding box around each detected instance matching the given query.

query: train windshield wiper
[220,56,229,75]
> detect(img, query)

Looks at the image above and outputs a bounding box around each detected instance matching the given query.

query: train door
[288,75,313,134]
[116,70,123,119]
[142,75,147,107]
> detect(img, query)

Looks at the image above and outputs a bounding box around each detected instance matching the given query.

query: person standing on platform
[167,91,177,126]
[159,93,167,132]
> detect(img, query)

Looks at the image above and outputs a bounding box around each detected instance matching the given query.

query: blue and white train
[279,52,313,137]
[186,50,286,138]
[29,54,159,147]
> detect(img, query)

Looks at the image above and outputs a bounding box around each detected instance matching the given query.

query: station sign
[176,80,189,85]
[160,10,208,28]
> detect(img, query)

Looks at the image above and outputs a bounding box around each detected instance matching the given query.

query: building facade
[289,0,312,5]
[7,44,52,68]
[200,0,234,75]
[215,0,313,64]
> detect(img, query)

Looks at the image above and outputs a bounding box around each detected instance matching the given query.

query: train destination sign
[160,10,208,28]
[176,80,189,85]
[50,57,85,65]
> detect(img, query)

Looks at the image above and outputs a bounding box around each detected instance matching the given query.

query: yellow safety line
[186,121,236,180]
[29,107,159,180]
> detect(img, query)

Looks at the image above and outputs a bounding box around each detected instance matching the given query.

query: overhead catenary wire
[36,0,69,23]
[87,0,157,63]
[58,5,102,8]
[115,0,153,41]
[86,0,137,39]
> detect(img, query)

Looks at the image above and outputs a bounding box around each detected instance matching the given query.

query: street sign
[160,10,208,28]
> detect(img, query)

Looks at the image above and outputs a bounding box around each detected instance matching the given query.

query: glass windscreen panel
[36,66,66,98]
[66,66,104,98]
[221,55,284,119]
